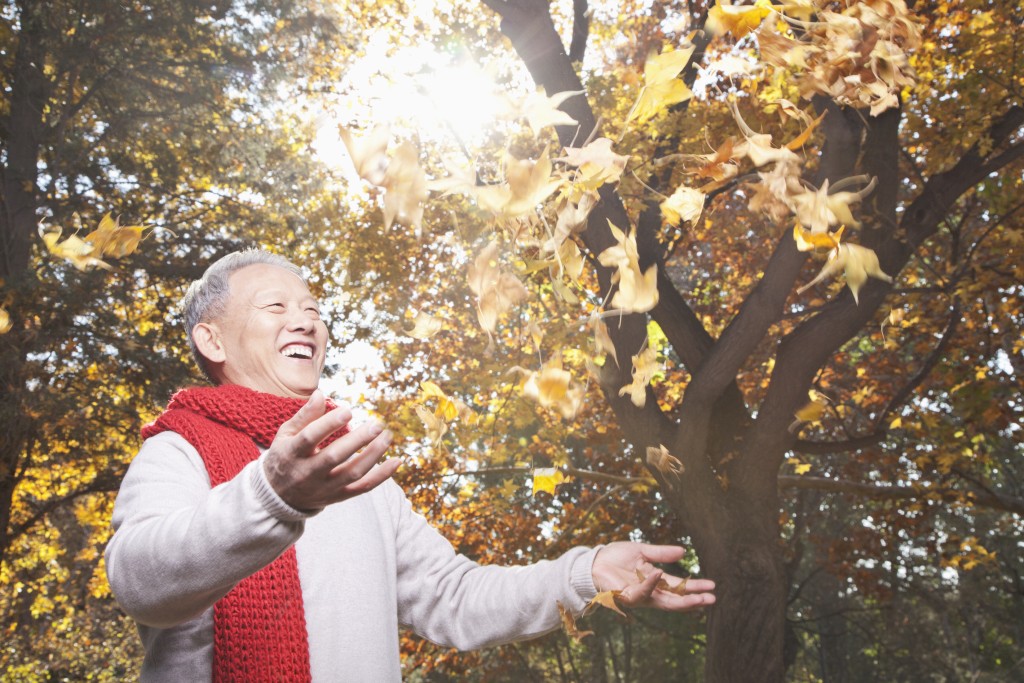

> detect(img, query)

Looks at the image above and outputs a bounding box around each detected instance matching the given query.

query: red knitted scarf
[142,383,347,683]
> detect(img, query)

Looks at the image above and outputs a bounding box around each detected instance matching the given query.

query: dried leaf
[557,601,593,642]
[587,590,630,618]
[646,444,684,479]
[523,88,582,136]
[401,310,443,339]
[797,243,893,304]
[39,225,112,271]
[339,125,390,185]
[660,186,705,227]
[467,242,528,333]
[415,404,448,446]
[381,140,427,234]
[560,137,629,189]
[793,223,845,252]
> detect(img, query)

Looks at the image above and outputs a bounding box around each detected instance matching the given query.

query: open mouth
[280,342,314,360]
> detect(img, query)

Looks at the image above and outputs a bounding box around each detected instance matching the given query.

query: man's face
[209,263,329,398]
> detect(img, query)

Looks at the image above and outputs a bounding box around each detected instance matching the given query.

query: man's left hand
[591,542,716,612]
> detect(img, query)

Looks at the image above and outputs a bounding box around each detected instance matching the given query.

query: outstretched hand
[263,390,400,510]
[592,542,716,612]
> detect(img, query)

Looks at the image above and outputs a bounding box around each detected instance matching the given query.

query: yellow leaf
[793,462,812,475]
[793,223,844,252]
[0,305,11,334]
[415,404,447,446]
[39,226,111,271]
[789,389,829,433]
[560,137,629,189]
[889,416,902,429]
[467,241,528,333]
[660,186,705,227]
[84,213,146,257]
[790,176,877,232]
[522,88,582,136]
[797,243,893,304]
[598,222,660,313]
[626,47,695,125]
[475,147,562,218]
[420,380,446,399]
[339,125,390,185]
[707,0,773,39]
[514,354,585,419]
[784,109,826,150]
[532,467,567,496]
[402,310,443,339]
[618,345,660,408]
[381,140,427,234]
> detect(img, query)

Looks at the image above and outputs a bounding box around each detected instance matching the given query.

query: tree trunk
[0,2,48,560]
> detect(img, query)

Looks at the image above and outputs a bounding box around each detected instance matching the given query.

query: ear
[193,322,227,366]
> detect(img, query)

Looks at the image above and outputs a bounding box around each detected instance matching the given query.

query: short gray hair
[182,249,304,380]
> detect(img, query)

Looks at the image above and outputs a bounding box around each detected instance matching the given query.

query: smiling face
[193,263,329,399]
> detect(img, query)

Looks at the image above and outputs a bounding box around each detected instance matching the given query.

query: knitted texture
[143,384,348,683]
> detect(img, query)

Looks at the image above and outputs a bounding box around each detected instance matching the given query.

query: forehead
[227,263,313,299]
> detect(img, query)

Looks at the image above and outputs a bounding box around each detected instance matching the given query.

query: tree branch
[568,0,589,63]
[778,475,1024,516]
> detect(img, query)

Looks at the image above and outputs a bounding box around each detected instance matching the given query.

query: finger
[319,420,388,472]
[637,543,686,564]
[290,404,355,457]
[327,428,393,480]
[619,568,663,607]
[277,390,327,438]
[338,458,402,496]
[649,590,716,612]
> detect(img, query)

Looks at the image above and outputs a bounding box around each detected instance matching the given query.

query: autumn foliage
[2,0,1022,681]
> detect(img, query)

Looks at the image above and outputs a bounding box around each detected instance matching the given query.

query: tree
[323,0,1022,680]
[0,0,350,676]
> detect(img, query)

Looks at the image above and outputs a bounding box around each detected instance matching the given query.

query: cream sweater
[105,431,598,681]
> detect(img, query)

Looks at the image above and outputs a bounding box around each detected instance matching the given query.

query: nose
[286,304,315,333]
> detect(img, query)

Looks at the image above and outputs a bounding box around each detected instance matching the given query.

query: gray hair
[182,249,304,380]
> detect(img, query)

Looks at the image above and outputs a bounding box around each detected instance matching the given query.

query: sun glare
[312,44,511,174]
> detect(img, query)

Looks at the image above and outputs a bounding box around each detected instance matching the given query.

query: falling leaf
[560,137,629,189]
[660,186,705,227]
[532,467,567,496]
[889,416,903,429]
[590,316,619,367]
[339,125,391,185]
[545,193,596,253]
[706,0,773,39]
[618,345,660,408]
[467,241,529,333]
[626,46,695,125]
[793,223,845,252]
[557,601,593,641]
[598,222,659,313]
[415,404,448,446]
[784,109,827,151]
[522,88,582,136]
[798,242,893,304]
[789,389,830,433]
[84,213,146,257]
[646,444,684,479]
[428,156,478,196]
[730,101,801,168]
[514,354,585,419]
[790,176,877,233]
[0,305,11,334]
[587,590,630,618]
[381,140,428,234]
[401,310,443,339]
[475,147,563,219]
[881,306,905,340]
[39,226,112,271]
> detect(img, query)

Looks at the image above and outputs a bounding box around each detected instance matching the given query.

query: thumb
[638,543,686,564]
[277,390,326,438]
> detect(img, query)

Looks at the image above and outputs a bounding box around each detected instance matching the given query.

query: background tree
[2,0,1021,681]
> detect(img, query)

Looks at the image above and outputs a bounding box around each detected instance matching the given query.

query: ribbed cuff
[250,457,321,522]
[569,545,601,608]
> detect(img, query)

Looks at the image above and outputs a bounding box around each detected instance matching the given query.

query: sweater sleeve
[104,431,312,628]
[386,481,599,650]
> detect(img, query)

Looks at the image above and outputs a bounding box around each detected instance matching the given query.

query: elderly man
[105,249,714,682]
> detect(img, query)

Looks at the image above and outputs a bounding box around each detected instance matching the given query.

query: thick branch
[778,476,1024,516]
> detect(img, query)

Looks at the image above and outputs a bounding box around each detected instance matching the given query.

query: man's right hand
[262,390,399,510]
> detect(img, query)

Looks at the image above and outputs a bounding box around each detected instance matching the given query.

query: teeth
[282,344,313,359]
